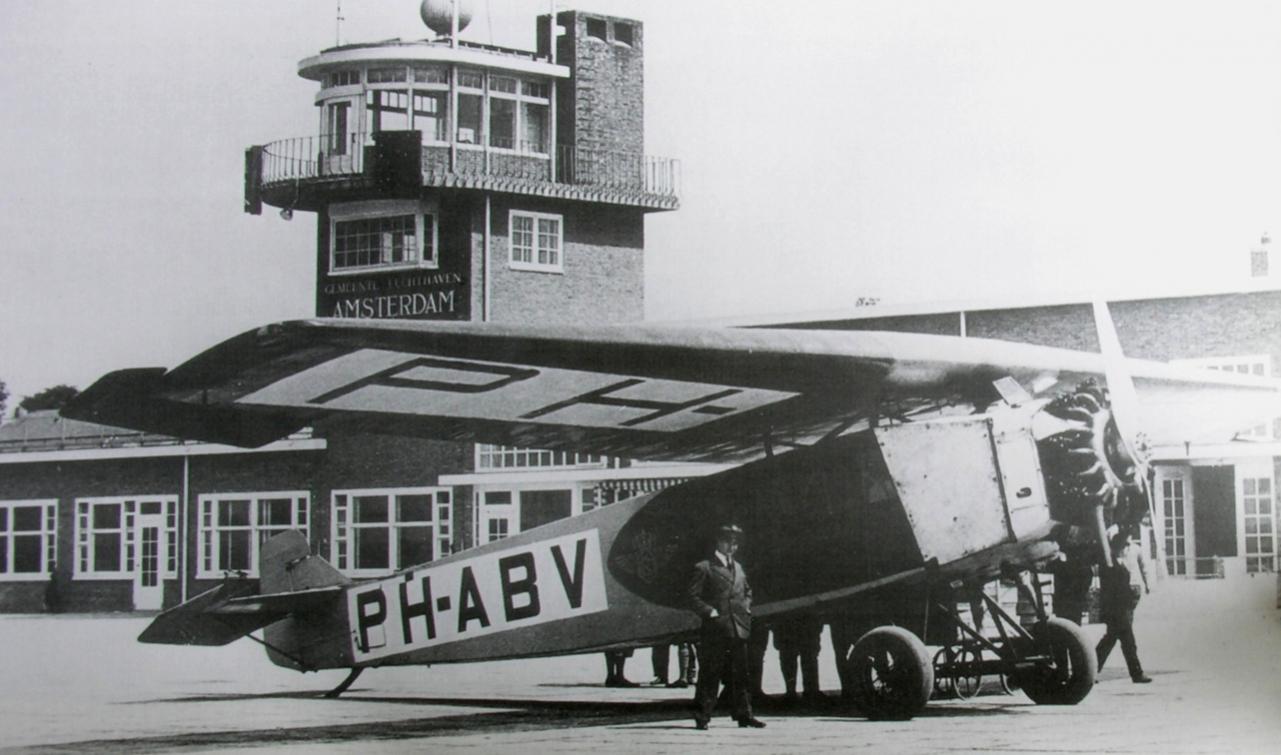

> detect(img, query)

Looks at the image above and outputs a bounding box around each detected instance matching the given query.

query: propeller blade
[1091,301,1145,468]
[1092,300,1157,568]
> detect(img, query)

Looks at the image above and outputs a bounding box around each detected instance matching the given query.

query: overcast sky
[2,0,1280,405]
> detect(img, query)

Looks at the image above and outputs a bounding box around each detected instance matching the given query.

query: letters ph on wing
[237,348,798,433]
[348,530,608,661]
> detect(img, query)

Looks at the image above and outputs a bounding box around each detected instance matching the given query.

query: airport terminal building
[0,7,1277,612]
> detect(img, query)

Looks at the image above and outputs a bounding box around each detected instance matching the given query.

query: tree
[0,380,7,418]
[18,384,80,414]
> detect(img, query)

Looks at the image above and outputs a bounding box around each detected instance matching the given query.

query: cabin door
[133,514,168,610]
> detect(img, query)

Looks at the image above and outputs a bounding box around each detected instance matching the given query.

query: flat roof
[299,38,570,81]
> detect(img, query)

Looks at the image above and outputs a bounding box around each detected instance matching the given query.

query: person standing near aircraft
[1095,531,1152,683]
[688,524,766,730]
[773,613,825,704]
[1047,546,1095,626]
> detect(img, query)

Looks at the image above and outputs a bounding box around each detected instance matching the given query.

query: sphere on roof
[420,0,473,36]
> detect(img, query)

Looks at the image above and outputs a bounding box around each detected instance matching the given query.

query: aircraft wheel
[848,626,933,719]
[1016,617,1096,705]
[951,646,983,700]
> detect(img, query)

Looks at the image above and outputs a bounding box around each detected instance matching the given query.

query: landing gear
[848,626,934,719]
[931,574,1095,708]
[324,667,364,698]
[1013,617,1096,704]
[933,644,983,700]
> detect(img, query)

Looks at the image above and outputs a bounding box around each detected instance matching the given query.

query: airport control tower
[243,1,678,325]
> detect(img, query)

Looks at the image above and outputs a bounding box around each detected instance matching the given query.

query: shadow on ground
[19,690,1031,753]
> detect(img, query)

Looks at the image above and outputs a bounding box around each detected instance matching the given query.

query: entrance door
[133,514,168,610]
[322,97,360,175]
[1157,467,1194,576]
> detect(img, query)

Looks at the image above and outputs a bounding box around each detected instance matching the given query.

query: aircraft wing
[63,319,1281,464]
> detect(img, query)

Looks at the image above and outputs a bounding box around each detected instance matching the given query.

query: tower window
[615,23,634,46]
[330,200,438,274]
[586,18,607,42]
[368,66,407,83]
[325,69,360,88]
[509,210,563,273]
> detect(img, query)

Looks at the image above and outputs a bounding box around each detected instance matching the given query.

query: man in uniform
[688,524,766,730]
[1096,531,1152,683]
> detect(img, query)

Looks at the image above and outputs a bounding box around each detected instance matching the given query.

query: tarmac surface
[1,576,1278,754]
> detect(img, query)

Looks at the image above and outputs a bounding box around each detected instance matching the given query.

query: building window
[75,497,177,580]
[366,89,411,132]
[332,488,452,575]
[457,92,483,144]
[330,200,438,274]
[326,101,352,156]
[479,490,515,544]
[0,500,56,580]
[476,445,607,470]
[1173,355,1273,439]
[614,22,634,46]
[586,17,607,41]
[412,91,447,142]
[368,66,407,84]
[197,493,309,578]
[324,69,361,88]
[457,68,484,90]
[413,65,449,84]
[1242,476,1275,573]
[486,76,550,154]
[509,210,563,272]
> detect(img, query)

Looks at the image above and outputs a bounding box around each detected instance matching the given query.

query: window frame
[475,444,608,471]
[331,487,453,577]
[508,210,564,273]
[74,496,177,581]
[1240,468,1276,574]
[0,499,57,581]
[196,492,310,579]
[486,76,551,155]
[329,199,439,276]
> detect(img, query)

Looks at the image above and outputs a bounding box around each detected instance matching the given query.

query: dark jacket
[689,555,753,640]
[1098,561,1141,625]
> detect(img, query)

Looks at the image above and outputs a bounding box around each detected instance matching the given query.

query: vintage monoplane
[62,304,1279,718]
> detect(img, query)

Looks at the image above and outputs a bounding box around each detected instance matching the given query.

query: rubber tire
[1017,617,1097,705]
[848,626,934,720]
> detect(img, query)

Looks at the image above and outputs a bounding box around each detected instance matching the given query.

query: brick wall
[487,198,644,324]
[552,11,645,156]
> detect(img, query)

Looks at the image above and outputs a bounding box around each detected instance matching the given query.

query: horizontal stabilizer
[138,580,342,646]
[138,578,269,646]
[216,586,344,615]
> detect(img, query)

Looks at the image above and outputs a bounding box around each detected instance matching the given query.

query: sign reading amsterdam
[237,348,799,432]
[347,530,608,662]
[317,271,468,321]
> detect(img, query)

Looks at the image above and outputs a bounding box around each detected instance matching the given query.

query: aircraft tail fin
[259,530,352,594]
[137,531,349,646]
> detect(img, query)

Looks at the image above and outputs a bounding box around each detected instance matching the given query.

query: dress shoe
[649,677,669,686]
[694,718,709,730]
[736,716,767,728]
[666,680,688,688]
[1132,675,1153,684]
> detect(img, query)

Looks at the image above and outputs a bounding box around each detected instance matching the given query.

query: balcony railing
[258,132,680,199]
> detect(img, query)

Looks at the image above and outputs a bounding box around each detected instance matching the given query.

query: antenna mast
[335,0,345,46]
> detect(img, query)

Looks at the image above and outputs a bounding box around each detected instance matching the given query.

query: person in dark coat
[773,612,826,704]
[1047,546,1095,626]
[688,524,766,730]
[1096,533,1152,683]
